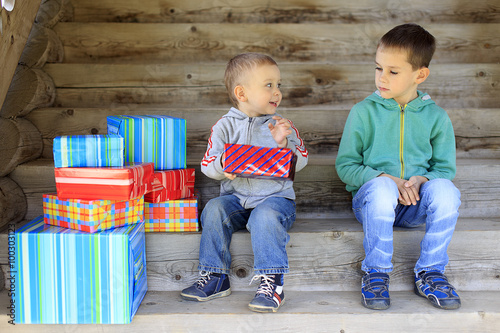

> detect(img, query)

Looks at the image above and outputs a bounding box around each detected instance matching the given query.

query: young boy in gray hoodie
[181,53,308,313]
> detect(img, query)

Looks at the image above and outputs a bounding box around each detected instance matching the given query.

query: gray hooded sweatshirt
[201,107,308,209]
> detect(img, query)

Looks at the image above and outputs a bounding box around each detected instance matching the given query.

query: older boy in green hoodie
[336,23,461,311]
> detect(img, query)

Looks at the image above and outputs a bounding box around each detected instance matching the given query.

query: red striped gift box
[223,144,297,180]
[55,162,154,201]
[144,168,195,203]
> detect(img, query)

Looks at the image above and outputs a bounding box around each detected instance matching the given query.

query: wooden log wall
[3,0,500,225]
[0,0,69,229]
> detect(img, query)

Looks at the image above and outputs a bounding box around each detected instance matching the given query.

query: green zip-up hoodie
[335,90,456,196]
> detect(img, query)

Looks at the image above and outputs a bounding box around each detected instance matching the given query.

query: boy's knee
[423,178,461,207]
[363,177,399,201]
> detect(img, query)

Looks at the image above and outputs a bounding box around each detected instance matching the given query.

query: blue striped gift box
[53,135,124,168]
[107,115,186,170]
[13,216,147,324]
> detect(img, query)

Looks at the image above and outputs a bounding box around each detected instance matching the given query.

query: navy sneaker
[414,270,461,310]
[248,274,285,313]
[361,269,390,310]
[180,271,231,301]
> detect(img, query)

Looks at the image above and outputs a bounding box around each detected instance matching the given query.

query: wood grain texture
[70,0,500,24]
[52,23,500,64]
[0,177,26,228]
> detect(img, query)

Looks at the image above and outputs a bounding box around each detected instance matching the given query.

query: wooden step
[1,290,498,332]
[42,63,500,109]
[52,23,500,64]
[2,217,499,293]
[70,0,500,24]
[26,106,500,159]
[7,158,500,221]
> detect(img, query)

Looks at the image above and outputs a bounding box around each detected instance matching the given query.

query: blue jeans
[198,195,296,275]
[352,177,461,274]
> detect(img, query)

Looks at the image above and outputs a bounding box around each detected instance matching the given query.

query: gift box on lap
[55,162,154,201]
[107,115,187,170]
[223,143,297,181]
[144,196,199,232]
[53,134,124,168]
[13,216,147,324]
[145,168,195,203]
[43,193,144,233]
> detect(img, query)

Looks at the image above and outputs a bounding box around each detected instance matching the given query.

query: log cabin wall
[2,0,500,227]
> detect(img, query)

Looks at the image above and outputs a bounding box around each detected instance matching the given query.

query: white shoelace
[250,274,275,297]
[196,271,212,288]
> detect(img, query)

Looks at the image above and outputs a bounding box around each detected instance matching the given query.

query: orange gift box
[144,196,198,232]
[144,168,195,203]
[55,163,154,201]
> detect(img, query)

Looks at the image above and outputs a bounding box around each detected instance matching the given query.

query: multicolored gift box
[43,193,144,233]
[13,216,147,324]
[145,168,195,203]
[144,196,198,232]
[107,115,187,170]
[53,134,124,168]
[55,162,154,201]
[223,143,297,181]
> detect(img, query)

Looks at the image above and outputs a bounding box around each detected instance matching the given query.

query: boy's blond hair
[378,23,436,70]
[224,53,278,107]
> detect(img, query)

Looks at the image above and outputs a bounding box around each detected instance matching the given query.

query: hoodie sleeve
[201,118,228,180]
[424,112,457,181]
[285,119,308,172]
[335,105,383,190]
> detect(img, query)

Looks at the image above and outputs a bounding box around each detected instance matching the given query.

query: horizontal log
[0,0,43,109]
[71,0,500,24]
[19,23,64,68]
[44,63,500,109]
[26,107,500,159]
[8,158,500,221]
[35,0,73,28]
[0,177,26,228]
[0,66,55,118]
[0,118,42,177]
[53,23,500,64]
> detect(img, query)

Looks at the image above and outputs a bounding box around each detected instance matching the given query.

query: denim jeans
[352,177,461,274]
[198,195,296,275]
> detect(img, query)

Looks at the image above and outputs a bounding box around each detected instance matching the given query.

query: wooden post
[0,117,42,177]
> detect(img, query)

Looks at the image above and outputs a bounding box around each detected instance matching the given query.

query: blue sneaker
[248,274,285,313]
[414,270,461,310]
[361,269,390,310]
[180,271,231,301]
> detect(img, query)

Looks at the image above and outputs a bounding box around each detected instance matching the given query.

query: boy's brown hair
[378,23,436,70]
[224,53,278,107]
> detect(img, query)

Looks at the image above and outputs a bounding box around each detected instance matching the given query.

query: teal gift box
[53,134,124,168]
[107,115,186,170]
[12,216,147,324]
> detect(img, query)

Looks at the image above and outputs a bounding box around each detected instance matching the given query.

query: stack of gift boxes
[13,115,197,324]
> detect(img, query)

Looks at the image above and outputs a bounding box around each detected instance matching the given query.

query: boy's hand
[380,174,427,205]
[268,116,292,148]
[224,172,237,180]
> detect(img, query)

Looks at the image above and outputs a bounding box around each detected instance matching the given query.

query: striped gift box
[13,216,147,324]
[53,134,124,168]
[144,168,195,203]
[223,143,297,180]
[144,196,198,232]
[55,162,154,201]
[107,115,186,170]
[43,193,144,233]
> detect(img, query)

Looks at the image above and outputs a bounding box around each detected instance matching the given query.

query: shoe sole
[248,299,285,313]
[414,285,461,310]
[181,288,232,302]
[361,295,390,310]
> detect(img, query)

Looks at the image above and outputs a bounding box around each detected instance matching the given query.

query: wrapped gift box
[223,143,297,180]
[107,115,186,170]
[43,193,144,233]
[53,134,124,168]
[144,196,198,232]
[55,162,154,201]
[13,216,147,324]
[144,168,195,203]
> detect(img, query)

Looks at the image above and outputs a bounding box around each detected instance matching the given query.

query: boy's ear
[415,67,430,84]
[234,85,247,103]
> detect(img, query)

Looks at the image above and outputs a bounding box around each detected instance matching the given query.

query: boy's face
[236,64,282,117]
[375,46,423,105]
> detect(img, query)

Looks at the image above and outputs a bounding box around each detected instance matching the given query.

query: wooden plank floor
[1,290,498,332]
